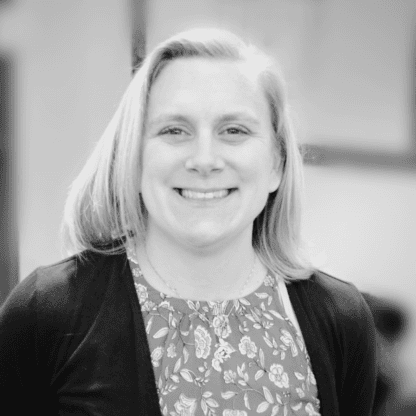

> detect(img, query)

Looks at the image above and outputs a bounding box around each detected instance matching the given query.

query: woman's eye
[160,127,186,135]
[223,126,249,135]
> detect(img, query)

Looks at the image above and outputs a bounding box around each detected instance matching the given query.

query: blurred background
[0,0,415,414]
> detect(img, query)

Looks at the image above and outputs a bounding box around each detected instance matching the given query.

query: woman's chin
[182,231,226,249]
[176,225,233,250]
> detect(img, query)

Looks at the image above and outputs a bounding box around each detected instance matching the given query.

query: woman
[0,29,376,415]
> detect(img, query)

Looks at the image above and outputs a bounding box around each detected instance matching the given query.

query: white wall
[9,0,132,277]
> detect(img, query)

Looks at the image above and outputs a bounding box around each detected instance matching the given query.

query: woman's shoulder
[288,270,373,324]
[1,250,128,320]
[29,249,126,287]
[0,250,135,400]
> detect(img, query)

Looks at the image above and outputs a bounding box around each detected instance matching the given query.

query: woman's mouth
[174,188,237,200]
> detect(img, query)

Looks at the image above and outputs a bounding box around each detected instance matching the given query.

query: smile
[174,188,236,200]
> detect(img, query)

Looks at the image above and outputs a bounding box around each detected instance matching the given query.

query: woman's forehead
[153,56,262,87]
[146,57,268,121]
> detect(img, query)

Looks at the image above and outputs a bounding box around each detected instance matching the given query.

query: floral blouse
[129,258,321,416]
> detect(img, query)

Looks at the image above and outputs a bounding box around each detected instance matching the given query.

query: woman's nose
[184,135,225,175]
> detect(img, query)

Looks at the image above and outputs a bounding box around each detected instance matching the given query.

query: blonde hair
[62,28,314,280]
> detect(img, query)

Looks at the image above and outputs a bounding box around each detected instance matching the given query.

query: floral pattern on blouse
[129,259,321,416]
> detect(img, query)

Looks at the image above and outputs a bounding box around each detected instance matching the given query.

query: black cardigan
[0,251,376,415]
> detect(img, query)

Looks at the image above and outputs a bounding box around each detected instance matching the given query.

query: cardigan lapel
[286,278,340,416]
[120,253,163,415]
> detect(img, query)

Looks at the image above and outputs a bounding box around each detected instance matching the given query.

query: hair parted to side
[61,28,314,280]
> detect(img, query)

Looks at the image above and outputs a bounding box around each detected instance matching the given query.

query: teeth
[179,189,231,200]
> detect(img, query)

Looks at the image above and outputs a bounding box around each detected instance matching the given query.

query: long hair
[61,28,314,280]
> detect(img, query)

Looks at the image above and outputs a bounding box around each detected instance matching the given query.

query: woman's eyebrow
[216,112,261,126]
[147,112,261,128]
[147,114,190,128]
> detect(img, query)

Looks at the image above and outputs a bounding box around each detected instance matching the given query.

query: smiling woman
[140,57,281,285]
[0,29,376,416]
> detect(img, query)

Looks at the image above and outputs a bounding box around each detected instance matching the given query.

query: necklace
[144,247,257,300]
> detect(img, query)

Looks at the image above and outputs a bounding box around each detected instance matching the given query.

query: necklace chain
[144,247,257,300]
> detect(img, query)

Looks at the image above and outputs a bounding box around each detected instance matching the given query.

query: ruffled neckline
[128,256,281,317]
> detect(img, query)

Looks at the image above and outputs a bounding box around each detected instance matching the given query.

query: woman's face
[141,57,282,250]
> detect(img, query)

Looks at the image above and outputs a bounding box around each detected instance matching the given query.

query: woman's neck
[134,231,266,301]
